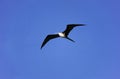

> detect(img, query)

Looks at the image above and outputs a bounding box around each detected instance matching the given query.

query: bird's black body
[41,24,85,49]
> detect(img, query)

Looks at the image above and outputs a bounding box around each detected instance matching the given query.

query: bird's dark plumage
[41,34,59,49]
[41,24,85,49]
[63,24,85,36]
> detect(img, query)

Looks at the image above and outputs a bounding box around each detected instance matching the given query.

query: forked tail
[66,37,75,42]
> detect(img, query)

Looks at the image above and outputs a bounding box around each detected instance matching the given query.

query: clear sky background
[0,0,120,79]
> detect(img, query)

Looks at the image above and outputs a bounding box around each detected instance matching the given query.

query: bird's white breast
[58,32,65,37]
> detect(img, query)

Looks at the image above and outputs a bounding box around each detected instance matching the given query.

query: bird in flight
[41,24,85,49]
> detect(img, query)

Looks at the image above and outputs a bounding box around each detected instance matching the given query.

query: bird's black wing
[63,24,85,36]
[41,34,59,49]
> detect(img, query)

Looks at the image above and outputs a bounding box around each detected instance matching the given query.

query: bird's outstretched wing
[41,34,59,49]
[63,24,85,36]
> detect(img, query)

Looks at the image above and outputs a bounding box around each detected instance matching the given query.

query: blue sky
[0,0,120,79]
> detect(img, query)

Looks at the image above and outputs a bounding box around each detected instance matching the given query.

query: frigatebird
[41,24,85,49]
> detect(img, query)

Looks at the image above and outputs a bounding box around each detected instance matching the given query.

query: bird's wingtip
[40,47,43,49]
[83,24,86,26]
[79,24,86,26]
